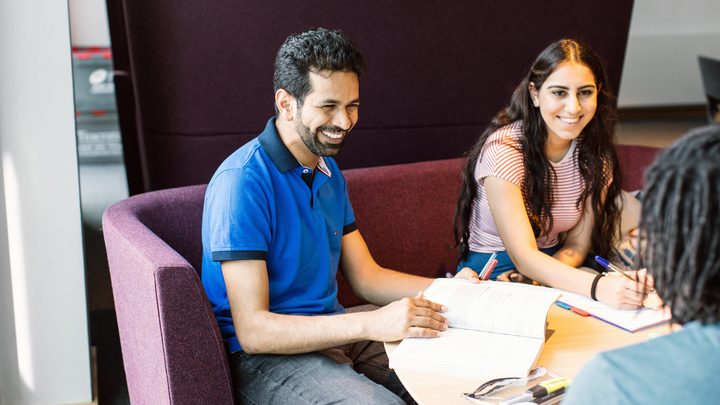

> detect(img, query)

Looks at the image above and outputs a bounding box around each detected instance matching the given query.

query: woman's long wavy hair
[454,39,622,262]
[639,126,720,325]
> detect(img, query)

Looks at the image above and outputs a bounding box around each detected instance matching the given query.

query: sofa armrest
[102,199,233,405]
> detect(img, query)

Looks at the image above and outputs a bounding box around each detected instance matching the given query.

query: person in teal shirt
[564,125,720,404]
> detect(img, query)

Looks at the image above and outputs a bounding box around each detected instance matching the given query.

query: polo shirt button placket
[300,167,314,207]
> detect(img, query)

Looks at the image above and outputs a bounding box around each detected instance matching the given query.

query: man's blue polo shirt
[201,117,357,353]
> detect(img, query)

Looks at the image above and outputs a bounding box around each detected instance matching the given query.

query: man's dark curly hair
[274,27,365,104]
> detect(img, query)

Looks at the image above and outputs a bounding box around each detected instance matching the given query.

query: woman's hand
[454,267,481,283]
[497,270,541,285]
[595,270,651,309]
[634,268,655,291]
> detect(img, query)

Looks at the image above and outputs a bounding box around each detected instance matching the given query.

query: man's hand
[367,291,448,342]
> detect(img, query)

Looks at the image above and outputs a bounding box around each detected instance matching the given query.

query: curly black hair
[640,125,720,325]
[273,27,365,104]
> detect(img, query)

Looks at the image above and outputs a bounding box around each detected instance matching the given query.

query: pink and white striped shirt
[468,121,585,253]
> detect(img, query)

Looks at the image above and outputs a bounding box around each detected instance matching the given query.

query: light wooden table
[385,305,673,405]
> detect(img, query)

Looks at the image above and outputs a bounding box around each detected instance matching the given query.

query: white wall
[618,0,720,107]
[68,0,111,47]
[0,0,92,404]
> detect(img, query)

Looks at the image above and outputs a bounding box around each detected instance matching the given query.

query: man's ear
[275,89,295,121]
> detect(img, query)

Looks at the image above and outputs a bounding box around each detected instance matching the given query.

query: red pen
[481,259,498,280]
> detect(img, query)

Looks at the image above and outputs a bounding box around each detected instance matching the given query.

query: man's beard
[295,105,350,156]
[294,117,347,157]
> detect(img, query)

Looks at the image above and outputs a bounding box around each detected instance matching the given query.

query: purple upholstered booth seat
[102,144,660,402]
[102,185,233,405]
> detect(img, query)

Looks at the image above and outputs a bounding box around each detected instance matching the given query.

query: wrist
[352,310,374,341]
[590,272,604,301]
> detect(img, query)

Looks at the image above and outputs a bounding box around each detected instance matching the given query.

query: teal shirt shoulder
[564,322,720,404]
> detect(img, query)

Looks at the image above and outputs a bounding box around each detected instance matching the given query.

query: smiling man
[201,28,477,404]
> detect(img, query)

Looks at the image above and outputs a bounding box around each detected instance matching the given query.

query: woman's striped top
[468,121,586,253]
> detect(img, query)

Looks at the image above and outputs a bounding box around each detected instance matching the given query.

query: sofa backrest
[135,145,661,278]
[616,144,662,192]
[135,143,658,308]
[337,144,663,306]
[108,143,659,312]
[339,158,465,307]
[107,0,635,194]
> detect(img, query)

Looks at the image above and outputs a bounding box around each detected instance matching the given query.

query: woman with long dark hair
[564,126,720,403]
[454,39,647,308]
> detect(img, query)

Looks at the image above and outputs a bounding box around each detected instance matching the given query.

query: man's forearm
[236,310,371,354]
[351,267,435,306]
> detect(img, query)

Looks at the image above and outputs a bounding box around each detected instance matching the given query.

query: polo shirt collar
[258,117,333,177]
[317,157,332,177]
[259,117,298,173]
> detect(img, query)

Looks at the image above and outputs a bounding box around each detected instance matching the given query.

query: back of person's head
[273,27,365,104]
[641,125,720,325]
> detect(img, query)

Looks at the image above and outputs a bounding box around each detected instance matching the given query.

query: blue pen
[594,255,634,280]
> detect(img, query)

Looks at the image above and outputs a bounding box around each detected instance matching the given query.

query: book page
[389,328,544,378]
[424,279,560,338]
[557,289,671,332]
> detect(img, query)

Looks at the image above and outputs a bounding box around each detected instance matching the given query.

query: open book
[388,279,560,379]
[556,289,671,332]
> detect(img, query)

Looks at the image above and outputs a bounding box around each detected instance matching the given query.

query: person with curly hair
[564,125,720,403]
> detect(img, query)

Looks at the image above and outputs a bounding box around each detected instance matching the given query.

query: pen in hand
[596,255,657,295]
[596,256,659,308]
[594,255,634,281]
